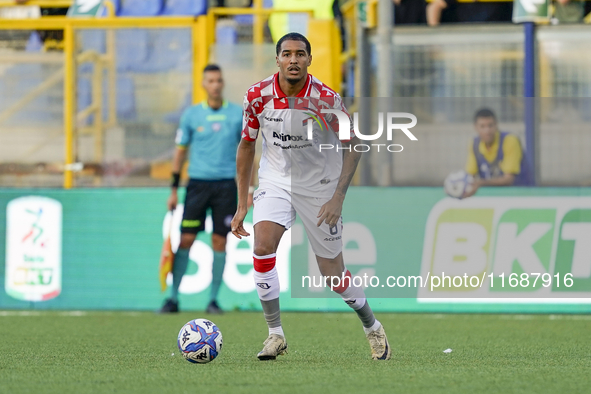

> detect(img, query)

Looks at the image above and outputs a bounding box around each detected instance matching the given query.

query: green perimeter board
[1,187,591,313]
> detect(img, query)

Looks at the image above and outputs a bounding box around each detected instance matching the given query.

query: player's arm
[464,166,514,198]
[462,141,480,198]
[247,158,258,209]
[231,139,256,239]
[169,112,192,210]
[168,146,188,211]
[317,136,362,228]
[477,174,515,187]
[426,0,448,26]
[232,96,259,238]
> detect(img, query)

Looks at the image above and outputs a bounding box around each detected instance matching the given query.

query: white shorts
[252,183,343,259]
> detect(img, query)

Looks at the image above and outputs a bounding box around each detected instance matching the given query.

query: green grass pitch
[1,311,590,394]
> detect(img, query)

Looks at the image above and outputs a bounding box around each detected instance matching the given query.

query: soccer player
[463,108,526,198]
[231,33,391,361]
[160,64,244,314]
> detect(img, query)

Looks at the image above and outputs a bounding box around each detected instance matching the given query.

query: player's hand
[231,208,250,239]
[167,190,178,211]
[317,197,343,227]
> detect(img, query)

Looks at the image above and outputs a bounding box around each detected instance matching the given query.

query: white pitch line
[0,310,145,317]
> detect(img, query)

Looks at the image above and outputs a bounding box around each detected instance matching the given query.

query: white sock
[253,267,280,301]
[269,326,285,337]
[363,319,382,335]
[339,284,366,310]
[253,266,283,338]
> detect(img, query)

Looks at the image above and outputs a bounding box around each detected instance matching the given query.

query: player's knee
[253,244,276,258]
[211,233,226,252]
[179,233,196,249]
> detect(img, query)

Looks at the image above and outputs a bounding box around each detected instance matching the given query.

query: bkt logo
[419,197,591,300]
[273,131,305,142]
[304,109,418,152]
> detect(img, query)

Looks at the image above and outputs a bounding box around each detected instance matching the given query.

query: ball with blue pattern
[177,319,223,364]
[444,170,475,199]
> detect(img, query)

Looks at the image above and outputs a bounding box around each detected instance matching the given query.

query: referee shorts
[181,178,237,236]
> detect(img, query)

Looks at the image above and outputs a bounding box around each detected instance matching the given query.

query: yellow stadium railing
[0,15,211,188]
[0,0,73,7]
[0,2,344,188]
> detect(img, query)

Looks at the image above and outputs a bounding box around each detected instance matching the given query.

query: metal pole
[192,16,208,104]
[377,0,394,184]
[524,22,536,185]
[63,23,75,189]
[253,0,264,45]
[376,0,393,98]
[106,28,117,127]
[357,15,372,185]
[356,25,370,99]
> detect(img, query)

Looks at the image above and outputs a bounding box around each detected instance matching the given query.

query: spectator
[427,0,512,26]
[463,108,525,197]
[394,0,426,25]
[552,0,584,24]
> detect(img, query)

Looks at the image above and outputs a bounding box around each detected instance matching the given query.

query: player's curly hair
[276,32,311,56]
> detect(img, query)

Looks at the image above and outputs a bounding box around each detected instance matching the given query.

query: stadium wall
[1,187,590,313]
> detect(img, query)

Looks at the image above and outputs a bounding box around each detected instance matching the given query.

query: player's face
[474,116,497,144]
[276,40,312,84]
[202,70,224,100]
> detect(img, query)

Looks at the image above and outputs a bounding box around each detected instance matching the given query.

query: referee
[160,64,244,314]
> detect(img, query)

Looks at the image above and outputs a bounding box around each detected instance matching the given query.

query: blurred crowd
[394,0,591,26]
[7,0,591,26]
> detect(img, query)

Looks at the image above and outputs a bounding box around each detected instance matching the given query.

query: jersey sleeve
[175,109,192,148]
[241,94,260,141]
[465,139,478,175]
[500,134,523,175]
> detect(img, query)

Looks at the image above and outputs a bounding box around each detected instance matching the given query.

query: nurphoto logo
[305,109,418,152]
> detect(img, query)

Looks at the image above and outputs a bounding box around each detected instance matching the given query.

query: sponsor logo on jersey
[253,191,266,202]
[272,132,306,142]
[264,116,283,122]
[324,236,342,241]
[273,142,313,150]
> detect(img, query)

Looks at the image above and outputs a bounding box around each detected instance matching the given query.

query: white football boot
[366,324,391,360]
[257,334,288,361]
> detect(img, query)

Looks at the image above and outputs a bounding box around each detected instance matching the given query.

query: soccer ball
[177,319,223,364]
[444,170,475,199]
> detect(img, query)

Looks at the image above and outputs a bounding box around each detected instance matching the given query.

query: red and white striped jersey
[242,72,354,196]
